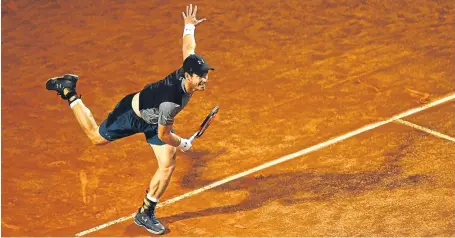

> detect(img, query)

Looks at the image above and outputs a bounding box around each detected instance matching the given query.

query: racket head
[196,105,219,137]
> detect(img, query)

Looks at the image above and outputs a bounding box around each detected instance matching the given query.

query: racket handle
[188,132,198,142]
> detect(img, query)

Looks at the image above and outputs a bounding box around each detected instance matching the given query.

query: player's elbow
[157,133,167,142]
[157,122,175,144]
[158,131,171,144]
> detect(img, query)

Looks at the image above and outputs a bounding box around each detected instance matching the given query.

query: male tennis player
[45,4,213,235]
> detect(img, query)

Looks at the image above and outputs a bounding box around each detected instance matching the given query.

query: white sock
[147,193,159,203]
[70,99,82,109]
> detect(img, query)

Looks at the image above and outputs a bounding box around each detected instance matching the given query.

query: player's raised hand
[182,4,206,26]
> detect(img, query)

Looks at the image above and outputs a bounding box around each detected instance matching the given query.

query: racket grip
[188,132,198,142]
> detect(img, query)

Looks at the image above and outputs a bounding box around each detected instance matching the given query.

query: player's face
[192,72,209,91]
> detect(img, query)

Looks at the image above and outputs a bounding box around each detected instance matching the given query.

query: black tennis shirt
[139,68,192,125]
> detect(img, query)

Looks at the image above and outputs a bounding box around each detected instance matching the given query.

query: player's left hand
[182,4,206,26]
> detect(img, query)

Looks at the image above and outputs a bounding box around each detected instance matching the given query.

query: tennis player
[45,4,213,234]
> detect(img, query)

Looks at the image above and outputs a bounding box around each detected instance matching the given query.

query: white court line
[395,119,455,142]
[75,92,455,237]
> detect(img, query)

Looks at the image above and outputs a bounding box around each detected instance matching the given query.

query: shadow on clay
[161,143,432,224]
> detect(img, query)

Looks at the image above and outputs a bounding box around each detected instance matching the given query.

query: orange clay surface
[2,0,455,236]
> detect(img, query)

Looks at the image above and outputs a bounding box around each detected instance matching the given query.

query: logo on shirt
[141,108,160,124]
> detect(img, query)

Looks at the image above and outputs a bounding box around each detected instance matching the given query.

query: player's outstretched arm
[156,104,192,152]
[182,4,206,61]
[158,124,192,152]
[157,124,181,147]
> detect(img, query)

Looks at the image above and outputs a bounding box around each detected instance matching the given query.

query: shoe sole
[45,75,78,91]
[134,220,165,235]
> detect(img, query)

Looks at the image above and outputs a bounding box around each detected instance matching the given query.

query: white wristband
[183,24,195,38]
[178,138,192,152]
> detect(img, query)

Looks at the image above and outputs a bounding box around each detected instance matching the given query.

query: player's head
[183,54,214,92]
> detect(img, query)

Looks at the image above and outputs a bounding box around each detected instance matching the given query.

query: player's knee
[89,128,109,145]
[91,138,108,146]
[158,160,176,175]
[161,162,176,171]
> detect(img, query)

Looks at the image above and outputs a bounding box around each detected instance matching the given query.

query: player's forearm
[182,24,196,53]
[159,133,181,147]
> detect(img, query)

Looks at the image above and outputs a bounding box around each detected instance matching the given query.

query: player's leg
[148,144,177,199]
[70,99,108,145]
[46,74,108,145]
[135,131,177,235]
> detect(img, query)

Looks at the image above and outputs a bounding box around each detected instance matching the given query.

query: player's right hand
[178,138,192,152]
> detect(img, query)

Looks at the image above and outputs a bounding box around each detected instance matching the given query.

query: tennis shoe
[134,208,165,235]
[45,74,78,99]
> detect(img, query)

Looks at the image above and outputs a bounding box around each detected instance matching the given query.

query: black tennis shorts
[98,93,172,145]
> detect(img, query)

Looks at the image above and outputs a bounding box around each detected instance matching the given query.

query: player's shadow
[179,148,228,188]
[161,144,432,224]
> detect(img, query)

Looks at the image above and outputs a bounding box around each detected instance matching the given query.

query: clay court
[2,0,454,236]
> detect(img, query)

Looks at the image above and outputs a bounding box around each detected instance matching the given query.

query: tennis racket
[189,105,219,142]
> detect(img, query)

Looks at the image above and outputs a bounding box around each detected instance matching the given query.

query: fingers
[184,4,202,21]
[185,4,197,17]
[193,5,197,16]
[195,18,206,26]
